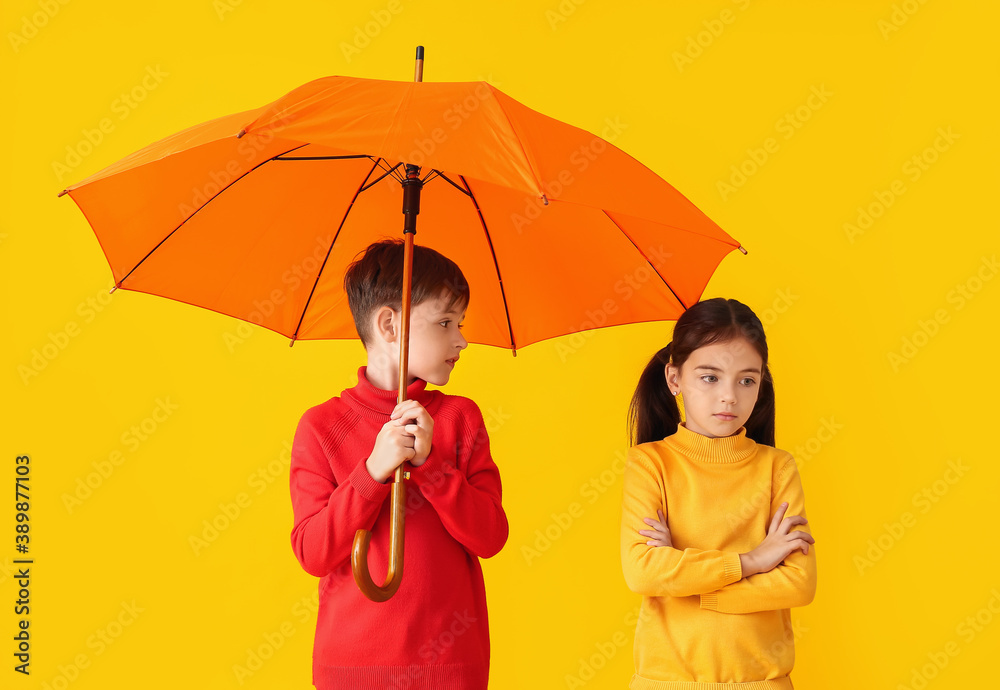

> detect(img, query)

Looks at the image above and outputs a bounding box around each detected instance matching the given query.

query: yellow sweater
[620,423,817,689]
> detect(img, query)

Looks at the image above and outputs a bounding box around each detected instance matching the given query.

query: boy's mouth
[446,357,459,367]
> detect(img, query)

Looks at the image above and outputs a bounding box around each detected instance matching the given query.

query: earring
[672,390,679,396]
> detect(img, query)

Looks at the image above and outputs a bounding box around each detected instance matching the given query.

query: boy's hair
[628,298,776,448]
[344,239,470,347]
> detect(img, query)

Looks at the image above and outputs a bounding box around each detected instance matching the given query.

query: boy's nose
[456,330,468,349]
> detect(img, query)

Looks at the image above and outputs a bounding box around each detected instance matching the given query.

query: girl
[620,298,816,690]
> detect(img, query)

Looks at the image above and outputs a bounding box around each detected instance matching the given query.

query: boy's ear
[373,306,399,344]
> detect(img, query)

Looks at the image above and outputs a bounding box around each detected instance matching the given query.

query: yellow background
[3,1,998,688]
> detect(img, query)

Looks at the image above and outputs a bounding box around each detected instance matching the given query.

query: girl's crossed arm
[621,448,744,598]
[700,455,817,614]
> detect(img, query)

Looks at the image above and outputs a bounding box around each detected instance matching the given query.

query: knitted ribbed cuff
[408,444,449,491]
[723,551,744,582]
[701,552,744,610]
[700,591,720,610]
[349,459,392,502]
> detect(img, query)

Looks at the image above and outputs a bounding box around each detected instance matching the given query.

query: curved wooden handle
[351,469,407,602]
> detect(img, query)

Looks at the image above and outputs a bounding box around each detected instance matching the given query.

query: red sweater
[289,368,508,689]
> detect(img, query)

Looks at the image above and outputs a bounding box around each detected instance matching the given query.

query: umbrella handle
[351,466,407,602]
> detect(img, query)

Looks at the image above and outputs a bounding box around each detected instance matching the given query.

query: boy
[289,239,508,690]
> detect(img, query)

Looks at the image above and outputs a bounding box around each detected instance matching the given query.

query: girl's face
[665,337,763,439]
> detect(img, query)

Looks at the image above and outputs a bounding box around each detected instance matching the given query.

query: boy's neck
[363,350,417,392]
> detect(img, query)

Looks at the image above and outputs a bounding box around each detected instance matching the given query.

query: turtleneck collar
[665,422,757,464]
[342,367,438,419]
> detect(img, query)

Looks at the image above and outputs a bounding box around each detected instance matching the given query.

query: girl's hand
[740,502,815,577]
[639,509,672,548]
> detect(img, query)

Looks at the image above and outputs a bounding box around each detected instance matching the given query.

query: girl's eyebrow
[695,365,761,374]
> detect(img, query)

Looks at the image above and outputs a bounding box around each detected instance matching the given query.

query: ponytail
[628,343,681,446]
[744,363,775,447]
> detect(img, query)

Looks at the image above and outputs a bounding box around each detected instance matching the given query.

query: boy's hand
[366,415,416,484]
[365,401,434,483]
[739,502,815,577]
[390,400,433,467]
[639,509,672,547]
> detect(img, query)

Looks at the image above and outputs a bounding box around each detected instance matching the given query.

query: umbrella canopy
[62,64,745,602]
[61,75,743,352]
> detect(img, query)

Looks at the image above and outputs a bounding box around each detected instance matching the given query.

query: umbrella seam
[489,89,545,197]
[556,198,741,247]
[602,210,688,311]
[117,142,310,288]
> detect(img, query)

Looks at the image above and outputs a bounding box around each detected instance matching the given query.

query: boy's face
[405,290,468,386]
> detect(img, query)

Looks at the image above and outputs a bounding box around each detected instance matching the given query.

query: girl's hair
[628,298,776,447]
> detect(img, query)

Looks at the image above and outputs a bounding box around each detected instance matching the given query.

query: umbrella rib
[290,158,383,343]
[602,210,688,311]
[433,171,471,197]
[116,143,310,288]
[274,154,402,188]
[374,157,405,182]
[459,175,517,354]
[360,162,404,192]
[274,154,370,161]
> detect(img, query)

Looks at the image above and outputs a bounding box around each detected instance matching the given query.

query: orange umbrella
[61,49,744,600]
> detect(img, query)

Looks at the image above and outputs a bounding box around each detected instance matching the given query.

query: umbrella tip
[289,337,296,348]
[415,46,424,59]
[57,189,68,197]
[109,285,118,294]
[738,245,748,255]
[237,129,246,139]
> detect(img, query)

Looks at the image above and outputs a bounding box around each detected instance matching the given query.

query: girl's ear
[664,363,678,394]
[373,306,399,344]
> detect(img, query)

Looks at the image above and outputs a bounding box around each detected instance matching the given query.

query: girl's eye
[741,378,757,386]
[701,375,717,383]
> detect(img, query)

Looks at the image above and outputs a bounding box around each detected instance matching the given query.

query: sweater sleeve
[621,447,744,598]
[700,454,817,614]
[288,407,391,578]
[407,399,508,559]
